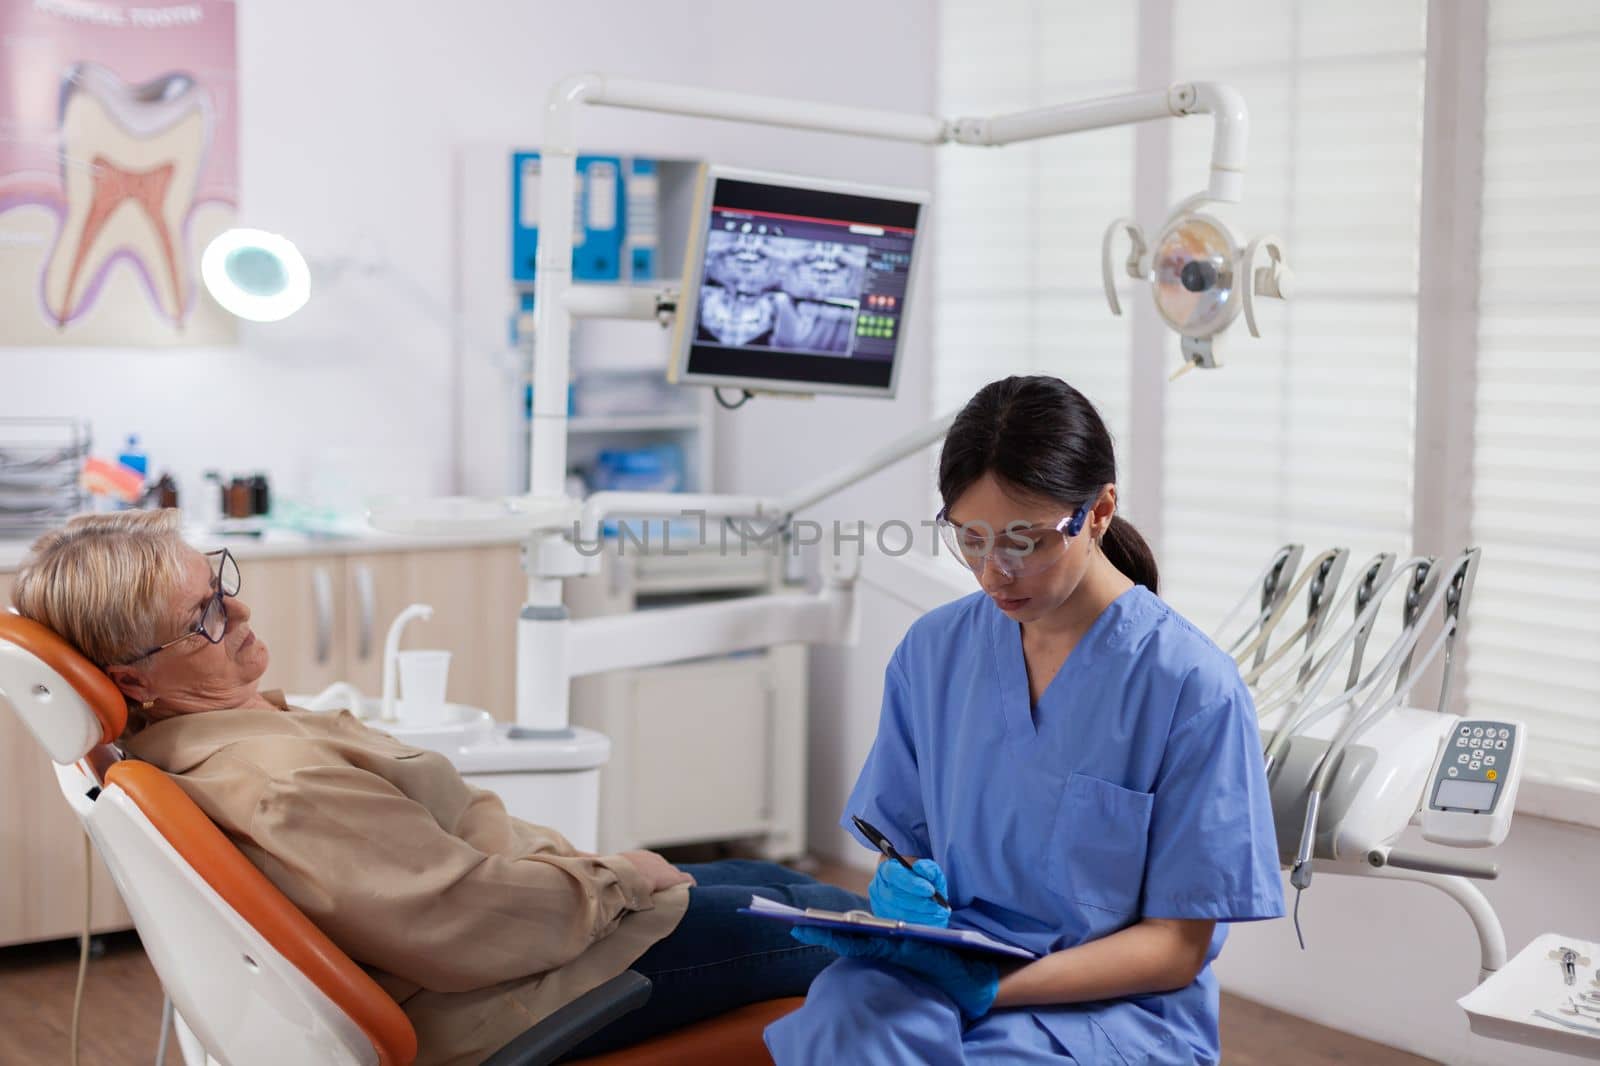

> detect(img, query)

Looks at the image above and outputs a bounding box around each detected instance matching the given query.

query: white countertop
[0,524,526,572]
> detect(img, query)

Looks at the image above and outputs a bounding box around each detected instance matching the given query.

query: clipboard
[738,895,1039,961]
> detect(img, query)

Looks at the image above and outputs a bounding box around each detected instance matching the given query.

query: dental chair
[0,613,802,1065]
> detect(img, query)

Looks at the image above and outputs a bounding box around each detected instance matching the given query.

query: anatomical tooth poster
[0,0,238,345]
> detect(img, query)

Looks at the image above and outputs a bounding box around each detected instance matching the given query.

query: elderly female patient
[14,511,864,1065]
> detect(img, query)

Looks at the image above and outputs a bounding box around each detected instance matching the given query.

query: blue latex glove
[869,858,951,928]
[791,926,1000,1020]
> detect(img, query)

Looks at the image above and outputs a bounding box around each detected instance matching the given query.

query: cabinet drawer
[625,656,773,845]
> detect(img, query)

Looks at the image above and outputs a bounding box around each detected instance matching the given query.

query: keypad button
[1497,739,1507,749]
[1447,766,1459,777]
[1458,754,1470,764]
[1470,760,1481,771]
[1499,728,1510,739]
[1484,755,1496,766]
[1459,726,1471,736]
[1471,738,1482,748]
[1473,727,1484,737]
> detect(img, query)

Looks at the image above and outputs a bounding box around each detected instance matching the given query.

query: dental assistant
[766,376,1285,1064]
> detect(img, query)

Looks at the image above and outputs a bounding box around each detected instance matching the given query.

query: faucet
[381,603,434,721]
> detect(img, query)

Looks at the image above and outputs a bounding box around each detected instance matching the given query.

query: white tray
[1459,932,1600,1059]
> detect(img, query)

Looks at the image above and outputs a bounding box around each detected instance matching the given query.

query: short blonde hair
[12,510,189,668]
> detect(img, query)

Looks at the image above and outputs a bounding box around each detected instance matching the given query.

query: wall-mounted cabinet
[453,145,713,503]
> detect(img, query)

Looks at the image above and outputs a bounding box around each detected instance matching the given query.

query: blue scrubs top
[841,585,1284,1063]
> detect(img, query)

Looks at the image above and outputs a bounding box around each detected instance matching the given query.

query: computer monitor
[668,166,927,399]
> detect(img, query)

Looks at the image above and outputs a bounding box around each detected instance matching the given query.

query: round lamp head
[1150,213,1240,339]
[201,228,311,322]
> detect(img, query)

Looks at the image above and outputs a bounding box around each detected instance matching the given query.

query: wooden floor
[0,860,1438,1065]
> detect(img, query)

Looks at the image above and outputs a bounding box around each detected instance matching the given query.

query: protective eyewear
[124,549,241,663]
[936,504,1091,579]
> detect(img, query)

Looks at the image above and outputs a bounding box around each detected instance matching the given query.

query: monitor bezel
[667,164,929,401]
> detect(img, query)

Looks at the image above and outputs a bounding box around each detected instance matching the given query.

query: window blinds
[1158,1,1427,644]
[1465,0,1600,788]
[932,0,1139,511]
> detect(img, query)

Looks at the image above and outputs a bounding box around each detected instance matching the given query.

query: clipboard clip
[804,907,900,931]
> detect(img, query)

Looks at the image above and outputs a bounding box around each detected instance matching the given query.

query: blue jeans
[558,859,867,1059]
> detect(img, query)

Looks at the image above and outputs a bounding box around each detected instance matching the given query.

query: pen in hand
[852,814,949,909]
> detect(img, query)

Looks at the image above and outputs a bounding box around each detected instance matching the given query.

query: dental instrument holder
[1288,549,1351,686]
[1254,545,1303,670]
[1261,554,1427,777]
[1277,553,1464,897]
[1346,553,1398,688]
[1434,548,1481,716]
[1396,558,1440,686]
[1249,553,1391,736]
[1223,543,1302,665]
[1240,548,1350,689]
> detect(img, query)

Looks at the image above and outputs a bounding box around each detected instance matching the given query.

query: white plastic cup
[397,649,451,726]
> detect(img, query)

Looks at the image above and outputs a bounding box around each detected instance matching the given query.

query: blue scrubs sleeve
[841,647,930,857]
[1142,669,1285,921]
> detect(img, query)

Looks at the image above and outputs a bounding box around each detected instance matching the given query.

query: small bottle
[117,434,148,477]
[153,473,179,510]
[227,477,254,519]
[249,473,271,516]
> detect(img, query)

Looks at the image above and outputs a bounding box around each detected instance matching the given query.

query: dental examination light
[1102,196,1291,373]
[200,227,312,323]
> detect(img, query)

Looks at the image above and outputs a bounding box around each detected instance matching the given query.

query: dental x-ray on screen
[669,166,926,399]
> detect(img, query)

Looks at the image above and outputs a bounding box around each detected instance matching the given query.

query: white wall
[0,0,938,524]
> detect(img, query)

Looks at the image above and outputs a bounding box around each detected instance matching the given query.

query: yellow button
[1487,770,1498,781]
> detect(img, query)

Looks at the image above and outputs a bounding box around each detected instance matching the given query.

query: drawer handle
[353,564,376,661]
[312,566,334,666]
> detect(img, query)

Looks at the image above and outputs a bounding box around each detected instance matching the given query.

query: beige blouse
[123,694,689,1066]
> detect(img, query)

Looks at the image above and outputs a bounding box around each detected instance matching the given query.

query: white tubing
[1262,557,1432,767]
[1308,554,1468,796]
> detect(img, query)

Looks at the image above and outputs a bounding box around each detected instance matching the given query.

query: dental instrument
[1244,553,1392,715]
[1533,1010,1600,1036]
[1554,946,1590,987]
[1261,556,1435,776]
[1211,543,1302,649]
[1232,548,1347,676]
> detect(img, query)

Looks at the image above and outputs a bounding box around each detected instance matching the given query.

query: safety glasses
[936,504,1091,580]
[123,549,241,663]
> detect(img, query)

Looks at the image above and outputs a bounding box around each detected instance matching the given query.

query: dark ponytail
[938,375,1159,593]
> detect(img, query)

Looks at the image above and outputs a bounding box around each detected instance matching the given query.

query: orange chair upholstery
[105,758,419,1065]
[572,998,803,1065]
[0,611,804,1065]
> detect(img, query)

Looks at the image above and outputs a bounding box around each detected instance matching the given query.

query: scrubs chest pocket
[1050,772,1154,915]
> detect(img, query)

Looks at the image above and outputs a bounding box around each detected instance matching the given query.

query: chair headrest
[0,612,127,762]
